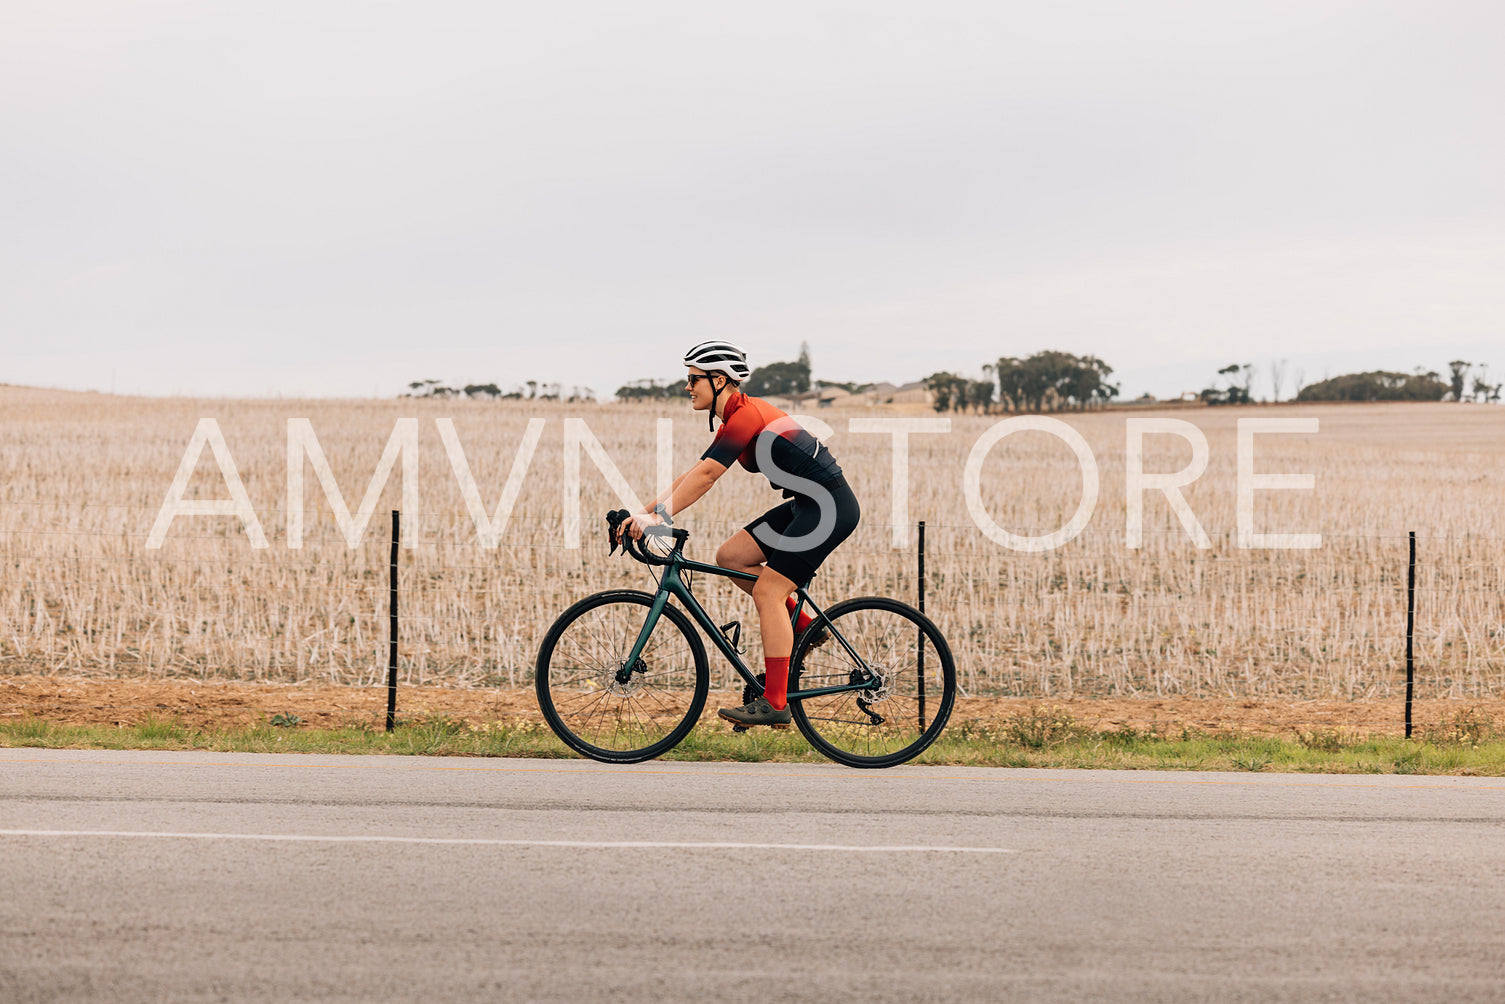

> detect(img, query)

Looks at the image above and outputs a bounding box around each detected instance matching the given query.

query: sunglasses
[686,374,719,387]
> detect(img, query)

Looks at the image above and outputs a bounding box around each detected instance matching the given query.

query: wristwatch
[653,502,674,525]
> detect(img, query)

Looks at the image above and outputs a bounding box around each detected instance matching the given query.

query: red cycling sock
[762,656,790,711]
[784,595,815,633]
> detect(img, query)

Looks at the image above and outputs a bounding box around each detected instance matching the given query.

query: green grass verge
[3,705,1504,774]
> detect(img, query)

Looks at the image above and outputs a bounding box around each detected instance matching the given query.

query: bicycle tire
[535,589,709,764]
[789,596,956,768]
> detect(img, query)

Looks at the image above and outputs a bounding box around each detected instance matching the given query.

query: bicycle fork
[615,590,672,686]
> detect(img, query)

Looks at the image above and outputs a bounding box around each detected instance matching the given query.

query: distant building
[769,380,932,409]
[815,386,856,408]
[885,380,930,406]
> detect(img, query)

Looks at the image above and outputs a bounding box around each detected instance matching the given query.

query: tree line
[1201,359,1501,404]
[614,342,828,400]
[607,345,1120,412]
[402,379,596,402]
[407,352,1500,408]
[925,352,1118,413]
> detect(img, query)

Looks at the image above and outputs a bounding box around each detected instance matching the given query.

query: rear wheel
[789,597,956,768]
[535,590,708,763]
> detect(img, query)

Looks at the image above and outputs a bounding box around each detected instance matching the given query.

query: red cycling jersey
[700,392,843,495]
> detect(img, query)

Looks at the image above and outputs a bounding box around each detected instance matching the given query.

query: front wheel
[790,597,956,768]
[535,590,708,763]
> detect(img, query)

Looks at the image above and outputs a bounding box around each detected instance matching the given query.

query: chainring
[741,671,766,706]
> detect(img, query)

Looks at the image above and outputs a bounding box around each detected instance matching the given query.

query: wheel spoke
[537,593,707,762]
[790,598,955,767]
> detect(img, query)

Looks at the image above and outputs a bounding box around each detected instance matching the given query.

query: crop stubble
[2,387,1502,701]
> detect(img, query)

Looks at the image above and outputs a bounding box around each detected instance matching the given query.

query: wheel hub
[847,666,892,727]
[858,664,894,704]
[610,658,647,696]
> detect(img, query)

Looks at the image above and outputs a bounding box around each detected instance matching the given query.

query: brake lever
[605,509,630,556]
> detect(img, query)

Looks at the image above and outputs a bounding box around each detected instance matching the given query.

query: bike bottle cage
[719,620,743,654]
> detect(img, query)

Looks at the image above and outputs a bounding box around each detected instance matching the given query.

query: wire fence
[3,497,1503,728]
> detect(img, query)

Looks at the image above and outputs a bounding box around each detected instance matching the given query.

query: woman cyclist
[621,340,861,728]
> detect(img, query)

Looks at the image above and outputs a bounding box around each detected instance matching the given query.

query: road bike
[534,510,956,768]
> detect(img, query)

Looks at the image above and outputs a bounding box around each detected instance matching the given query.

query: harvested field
[2,386,1503,700]
[4,675,1501,740]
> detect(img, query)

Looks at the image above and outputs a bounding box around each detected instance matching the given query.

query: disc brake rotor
[850,666,892,726]
[608,658,647,697]
[857,664,894,704]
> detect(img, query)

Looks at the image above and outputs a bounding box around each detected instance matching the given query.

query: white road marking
[0,829,1016,853]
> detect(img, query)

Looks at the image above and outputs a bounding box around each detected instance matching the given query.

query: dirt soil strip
[3,675,1501,737]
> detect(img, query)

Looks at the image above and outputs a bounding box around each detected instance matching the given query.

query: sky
[3,0,1502,402]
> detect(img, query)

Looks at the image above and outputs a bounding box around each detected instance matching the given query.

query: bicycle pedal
[731,724,750,733]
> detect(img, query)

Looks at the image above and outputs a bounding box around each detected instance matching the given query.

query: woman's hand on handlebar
[622,511,664,542]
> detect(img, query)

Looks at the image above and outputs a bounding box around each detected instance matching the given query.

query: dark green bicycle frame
[615,546,875,702]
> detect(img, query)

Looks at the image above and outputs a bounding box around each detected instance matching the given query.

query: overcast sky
[4,0,1502,401]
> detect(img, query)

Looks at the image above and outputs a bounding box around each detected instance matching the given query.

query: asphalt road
[2,749,1503,1002]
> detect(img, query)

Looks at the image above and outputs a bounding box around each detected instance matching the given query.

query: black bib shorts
[743,474,861,586]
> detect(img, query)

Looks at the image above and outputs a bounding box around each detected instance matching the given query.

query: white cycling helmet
[683,340,751,383]
[683,340,750,430]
